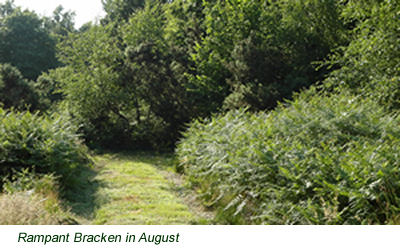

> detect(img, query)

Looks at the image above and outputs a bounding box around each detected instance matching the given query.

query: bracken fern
[177,90,400,224]
[0,108,91,191]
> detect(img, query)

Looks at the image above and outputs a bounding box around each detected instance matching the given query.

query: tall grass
[177,90,400,224]
[0,170,77,225]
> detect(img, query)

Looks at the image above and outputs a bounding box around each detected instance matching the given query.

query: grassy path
[72,153,211,225]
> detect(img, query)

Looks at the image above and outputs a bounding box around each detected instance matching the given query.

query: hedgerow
[177,90,400,224]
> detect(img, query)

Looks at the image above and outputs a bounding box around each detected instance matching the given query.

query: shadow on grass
[61,164,101,223]
[59,152,170,224]
[60,151,214,224]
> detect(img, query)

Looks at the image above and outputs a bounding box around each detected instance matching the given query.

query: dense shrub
[35,73,64,109]
[177,90,400,224]
[0,108,91,191]
[0,64,42,111]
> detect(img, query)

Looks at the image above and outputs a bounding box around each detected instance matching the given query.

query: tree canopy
[1,0,398,152]
[0,9,57,80]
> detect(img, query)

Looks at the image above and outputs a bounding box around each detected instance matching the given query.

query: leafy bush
[35,73,64,109]
[0,64,42,111]
[0,108,91,191]
[177,90,400,224]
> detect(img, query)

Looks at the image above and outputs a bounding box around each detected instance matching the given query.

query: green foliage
[53,0,351,151]
[177,90,400,224]
[324,0,400,110]
[55,20,165,150]
[56,1,197,150]
[176,0,400,225]
[0,108,91,191]
[0,7,58,80]
[54,22,135,150]
[187,0,348,112]
[43,5,76,39]
[0,1,15,18]
[0,169,79,225]
[0,64,42,111]
[102,0,146,23]
[35,73,64,109]
[123,1,193,148]
[2,168,57,195]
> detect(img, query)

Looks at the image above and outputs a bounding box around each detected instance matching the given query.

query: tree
[124,1,193,147]
[51,0,352,151]
[54,1,198,150]
[43,5,76,39]
[0,0,15,18]
[185,0,347,112]
[102,0,146,23]
[325,0,400,110]
[53,23,131,149]
[0,8,58,80]
[0,64,41,110]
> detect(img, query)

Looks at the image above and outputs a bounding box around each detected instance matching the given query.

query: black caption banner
[0,227,211,248]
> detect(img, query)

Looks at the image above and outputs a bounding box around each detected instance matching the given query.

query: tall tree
[55,1,195,150]
[0,0,15,18]
[0,8,58,80]
[124,1,193,146]
[44,5,76,39]
[102,0,146,22]
[54,23,134,149]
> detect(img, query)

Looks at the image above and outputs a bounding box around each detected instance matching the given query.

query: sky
[11,0,106,28]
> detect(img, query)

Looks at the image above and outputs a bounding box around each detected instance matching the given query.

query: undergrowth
[177,89,400,224]
[0,170,77,225]
[0,108,92,191]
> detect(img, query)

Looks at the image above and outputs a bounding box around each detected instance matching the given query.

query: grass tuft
[0,171,78,225]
